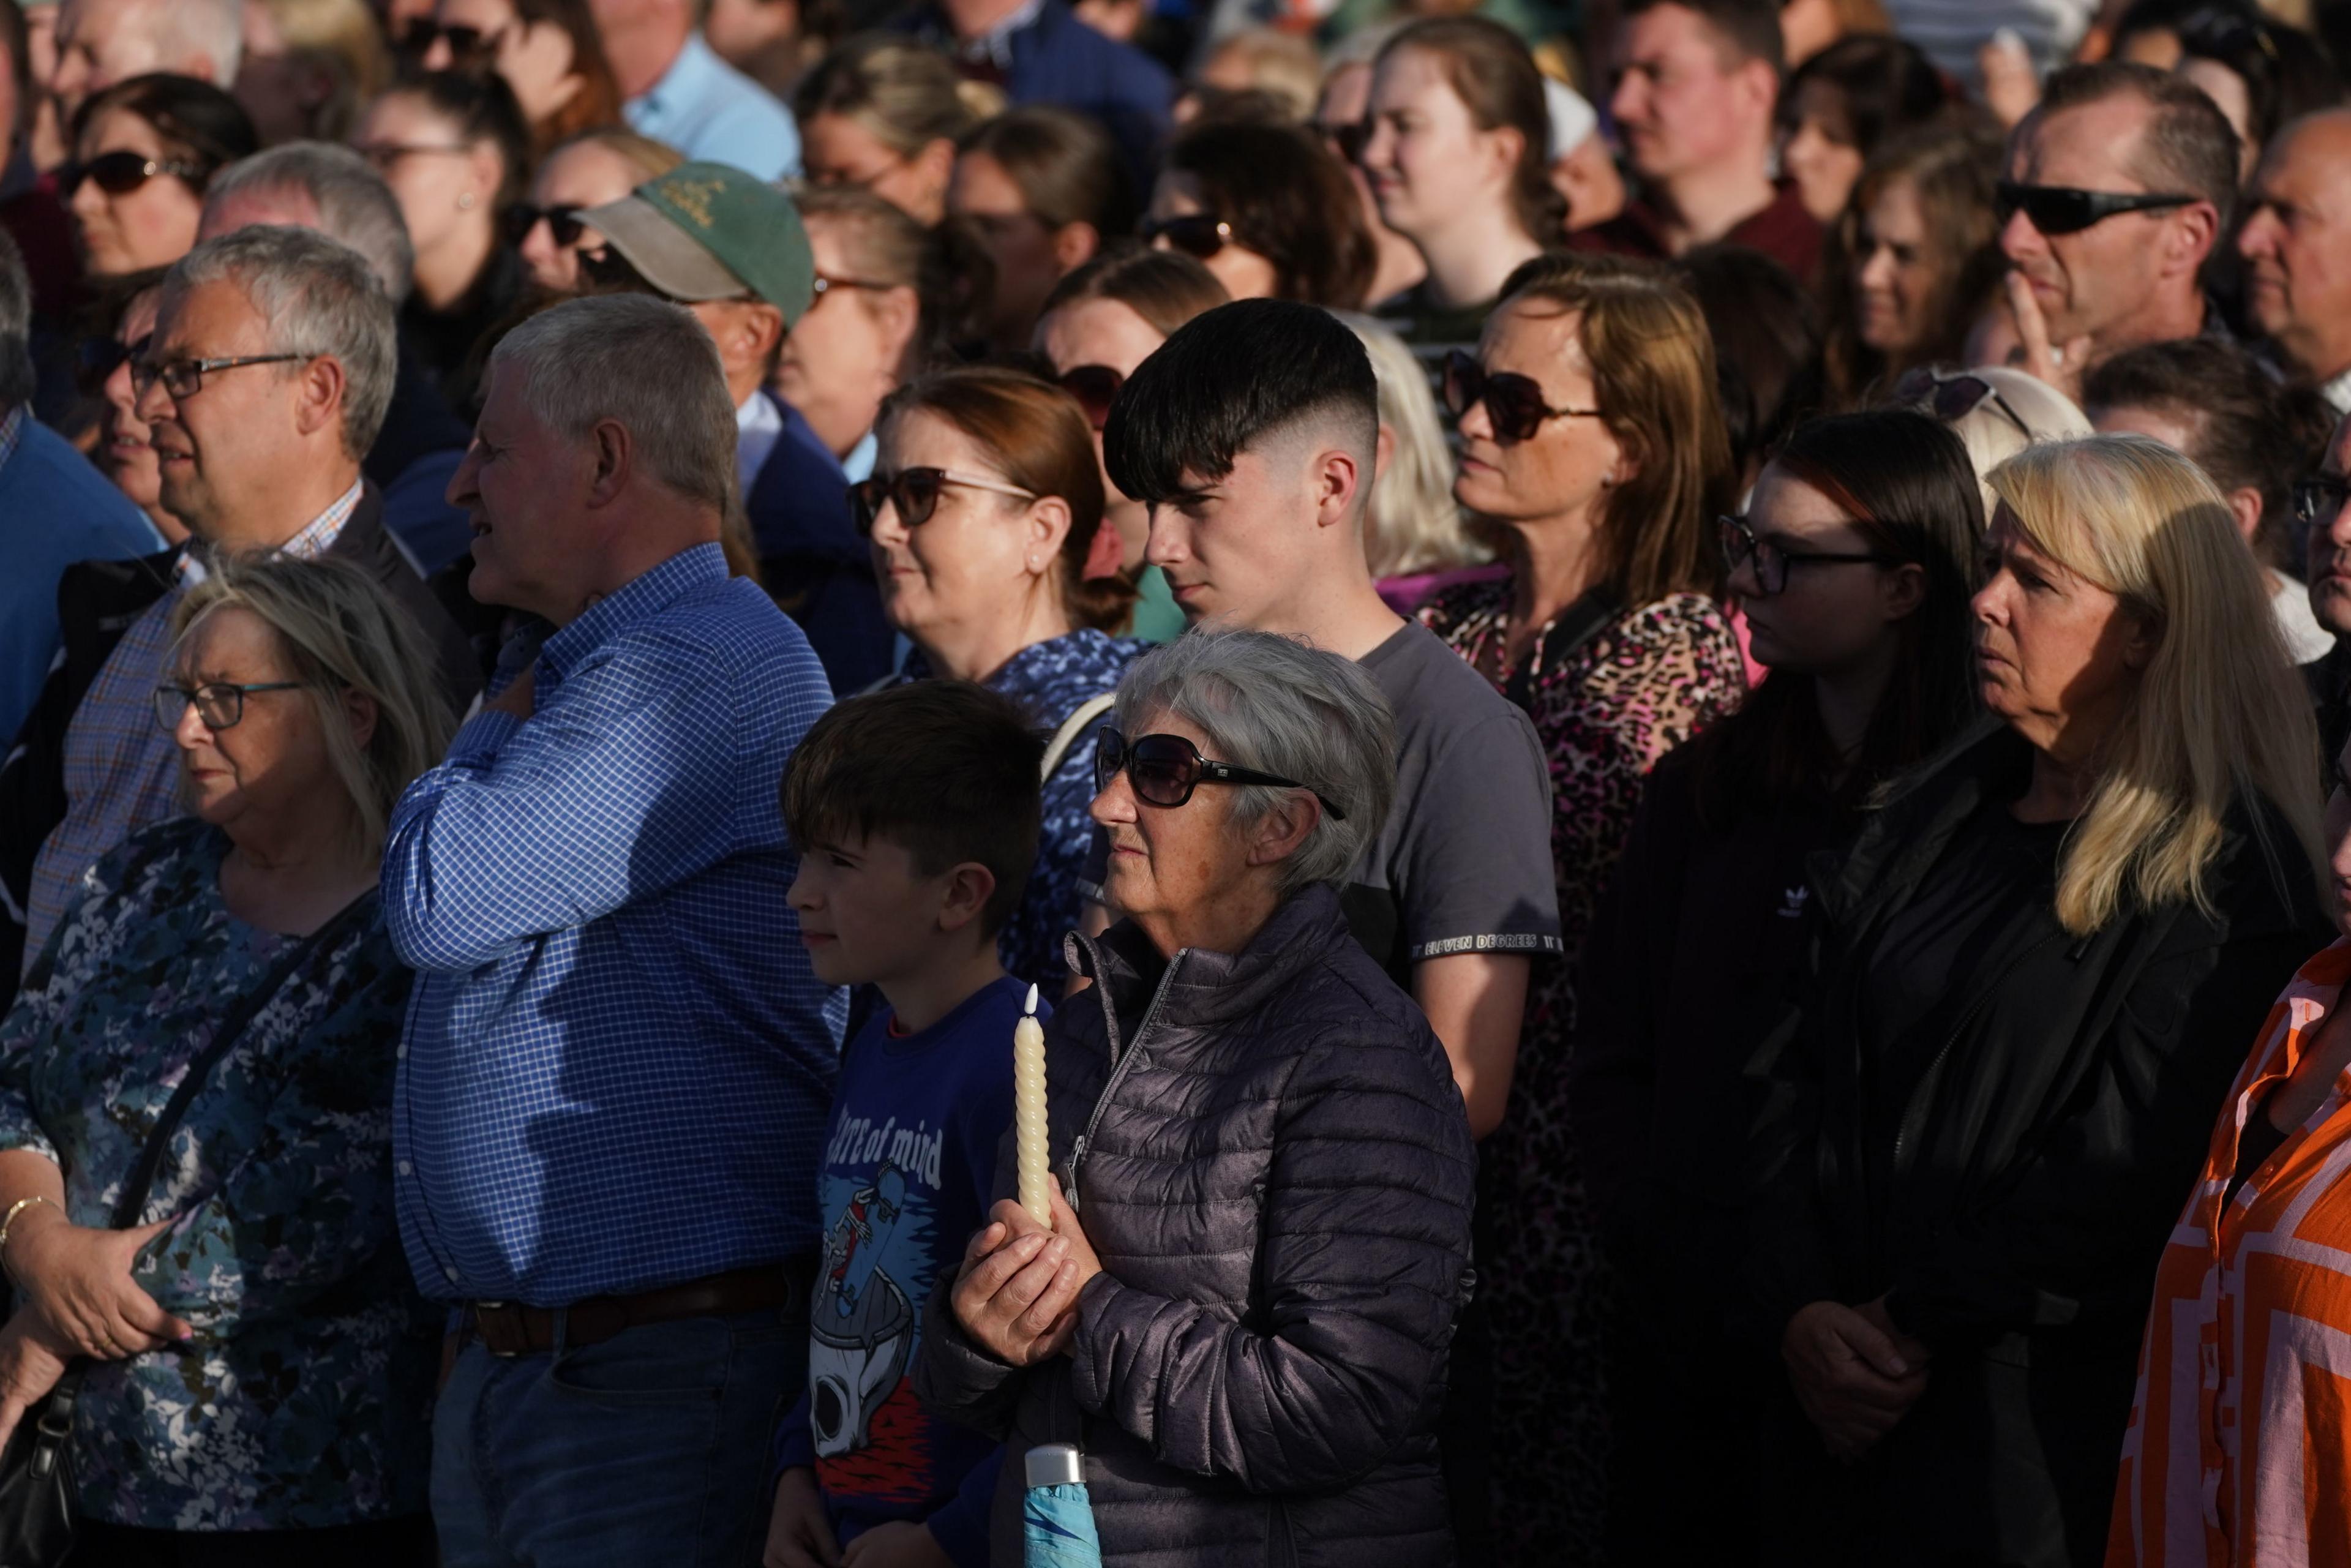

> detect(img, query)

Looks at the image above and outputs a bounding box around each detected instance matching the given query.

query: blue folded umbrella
[1022,1444,1101,1568]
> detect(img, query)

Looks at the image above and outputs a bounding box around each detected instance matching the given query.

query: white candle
[1014,983,1051,1226]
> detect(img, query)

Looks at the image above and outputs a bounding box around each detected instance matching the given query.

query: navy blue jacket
[748,392,894,696]
[904,1,1171,190]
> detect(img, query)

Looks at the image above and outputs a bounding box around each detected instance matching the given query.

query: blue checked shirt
[387,544,843,1305]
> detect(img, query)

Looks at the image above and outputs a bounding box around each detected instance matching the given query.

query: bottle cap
[1025,1443,1084,1488]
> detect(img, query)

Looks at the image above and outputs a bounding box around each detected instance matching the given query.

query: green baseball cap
[579,161,816,327]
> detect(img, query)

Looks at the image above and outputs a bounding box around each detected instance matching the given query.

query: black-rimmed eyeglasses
[1719,516,1899,597]
[1094,729,1347,820]
[130,354,307,401]
[152,681,303,732]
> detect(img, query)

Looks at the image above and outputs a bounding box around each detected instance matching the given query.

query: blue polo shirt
[624,30,801,181]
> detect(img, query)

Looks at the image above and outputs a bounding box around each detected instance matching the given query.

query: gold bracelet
[0,1195,58,1280]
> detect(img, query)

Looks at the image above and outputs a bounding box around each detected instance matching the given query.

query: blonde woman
[1333,310,1492,612]
[0,553,454,1559]
[792,34,977,226]
[1749,434,2330,1566]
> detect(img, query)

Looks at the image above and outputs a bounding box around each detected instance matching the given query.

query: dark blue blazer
[904,0,1171,190]
[747,392,894,696]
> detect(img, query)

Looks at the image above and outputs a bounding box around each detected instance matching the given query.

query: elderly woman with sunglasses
[855,366,1143,993]
[1415,252,1747,1556]
[916,628,1475,1567]
[67,74,258,279]
[0,555,453,1563]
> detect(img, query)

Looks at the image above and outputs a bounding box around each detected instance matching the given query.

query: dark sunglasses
[1719,516,1899,598]
[504,201,585,248]
[1058,364,1123,430]
[398,19,504,59]
[78,330,151,394]
[2293,473,2351,527]
[1442,348,1600,443]
[1895,367,2031,440]
[61,151,203,198]
[1143,214,1236,260]
[1094,729,1346,819]
[1318,119,1368,165]
[849,466,1037,536]
[1993,181,2198,235]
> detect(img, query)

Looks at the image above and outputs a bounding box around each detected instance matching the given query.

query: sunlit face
[2000,96,2190,345]
[448,361,601,624]
[1854,175,1937,356]
[100,287,164,514]
[69,108,206,276]
[165,604,361,835]
[353,91,493,261]
[1314,62,1399,256]
[519,138,637,291]
[1142,437,1335,631]
[1610,2,1753,184]
[136,278,319,546]
[868,408,1059,650]
[1089,705,1260,937]
[801,111,951,227]
[1971,503,2150,763]
[1733,463,1919,677]
[1783,81,1863,224]
[1147,168,1278,301]
[1452,298,1627,527]
[1037,296,1167,573]
[950,149,1082,348]
[776,219,914,460]
[1359,45,1515,241]
[2237,119,2351,381]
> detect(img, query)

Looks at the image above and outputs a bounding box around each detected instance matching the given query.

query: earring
[457,191,476,211]
[1026,556,1041,571]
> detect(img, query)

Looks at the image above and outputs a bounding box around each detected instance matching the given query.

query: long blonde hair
[1333,310,1488,580]
[172,554,456,859]
[1989,435,2322,935]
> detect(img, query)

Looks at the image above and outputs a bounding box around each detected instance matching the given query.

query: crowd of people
[11,0,2351,1564]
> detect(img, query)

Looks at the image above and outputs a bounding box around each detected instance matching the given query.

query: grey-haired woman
[915,628,1477,1566]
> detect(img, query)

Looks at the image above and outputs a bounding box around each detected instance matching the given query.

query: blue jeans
[431,1308,804,1568]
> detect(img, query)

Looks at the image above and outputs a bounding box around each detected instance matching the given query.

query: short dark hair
[382,67,533,209]
[1040,242,1229,338]
[779,681,1045,936]
[1101,297,1378,506]
[2083,335,2337,569]
[2030,61,2241,223]
[1781,33,1950,157]
[1624,0,1785,77]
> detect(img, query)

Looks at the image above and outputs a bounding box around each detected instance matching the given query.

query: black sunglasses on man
[1994,181,2199,236]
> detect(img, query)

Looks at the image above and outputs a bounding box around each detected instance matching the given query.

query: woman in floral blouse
[1418,253,1747,1561]
[854,366,1144,992]
[0,556,454,1564]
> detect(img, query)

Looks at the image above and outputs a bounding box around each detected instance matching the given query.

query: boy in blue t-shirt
[766,681,1049,1568]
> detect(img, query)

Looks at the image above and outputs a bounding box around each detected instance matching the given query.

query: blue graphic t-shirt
[775,975,1036,1565]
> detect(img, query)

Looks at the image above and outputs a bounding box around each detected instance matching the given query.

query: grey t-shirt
[1082,622,1562,986]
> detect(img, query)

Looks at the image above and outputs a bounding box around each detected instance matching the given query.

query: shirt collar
[0,405,26,475]
[2322,365,2351,417]
[954,0,1044,67]
[737,389,784,498]
[539,542,729,686]
[637,28,719,114]
[178,478,361,585]
[842,429,879,484]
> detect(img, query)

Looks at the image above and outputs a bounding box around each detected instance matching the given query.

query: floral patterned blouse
[0,818,437,1531]
[902,628,1143,992]
[1418,579,1746,1562]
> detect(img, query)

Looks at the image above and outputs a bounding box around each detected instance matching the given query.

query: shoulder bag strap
[107,896,372,1231]
[1040,694,1117,784]
[1502,588,1622,713]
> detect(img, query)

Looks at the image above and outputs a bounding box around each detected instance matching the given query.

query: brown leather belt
[457,1259,812,1358]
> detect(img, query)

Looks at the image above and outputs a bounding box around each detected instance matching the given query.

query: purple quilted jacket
[914,883,1476,1567]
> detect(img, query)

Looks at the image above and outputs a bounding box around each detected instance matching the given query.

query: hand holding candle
[1014,983,1052,1227]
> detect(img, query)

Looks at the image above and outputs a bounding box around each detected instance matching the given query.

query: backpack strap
[1040,694,1117,784]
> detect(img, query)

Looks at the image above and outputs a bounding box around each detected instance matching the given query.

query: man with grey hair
[0,228,158,748]
[384,292,837,1568]
[2,224,475,981]
[200,143,476,572]
[48,0,239,127]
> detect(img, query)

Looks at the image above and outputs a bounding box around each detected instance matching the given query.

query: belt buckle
[472,1301,525,1359]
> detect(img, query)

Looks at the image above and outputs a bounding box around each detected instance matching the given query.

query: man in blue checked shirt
[383,292,842,1568]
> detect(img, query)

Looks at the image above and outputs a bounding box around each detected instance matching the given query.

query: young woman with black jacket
[1746,433,2332,1567]
[1570,409,1984,1560]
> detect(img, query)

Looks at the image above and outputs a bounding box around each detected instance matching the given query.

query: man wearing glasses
[0,225,475,983]
[2297,412,2351,770]
[1996,61,2239,398]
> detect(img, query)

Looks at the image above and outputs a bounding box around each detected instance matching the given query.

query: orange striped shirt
[2110,939,2351,1567]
